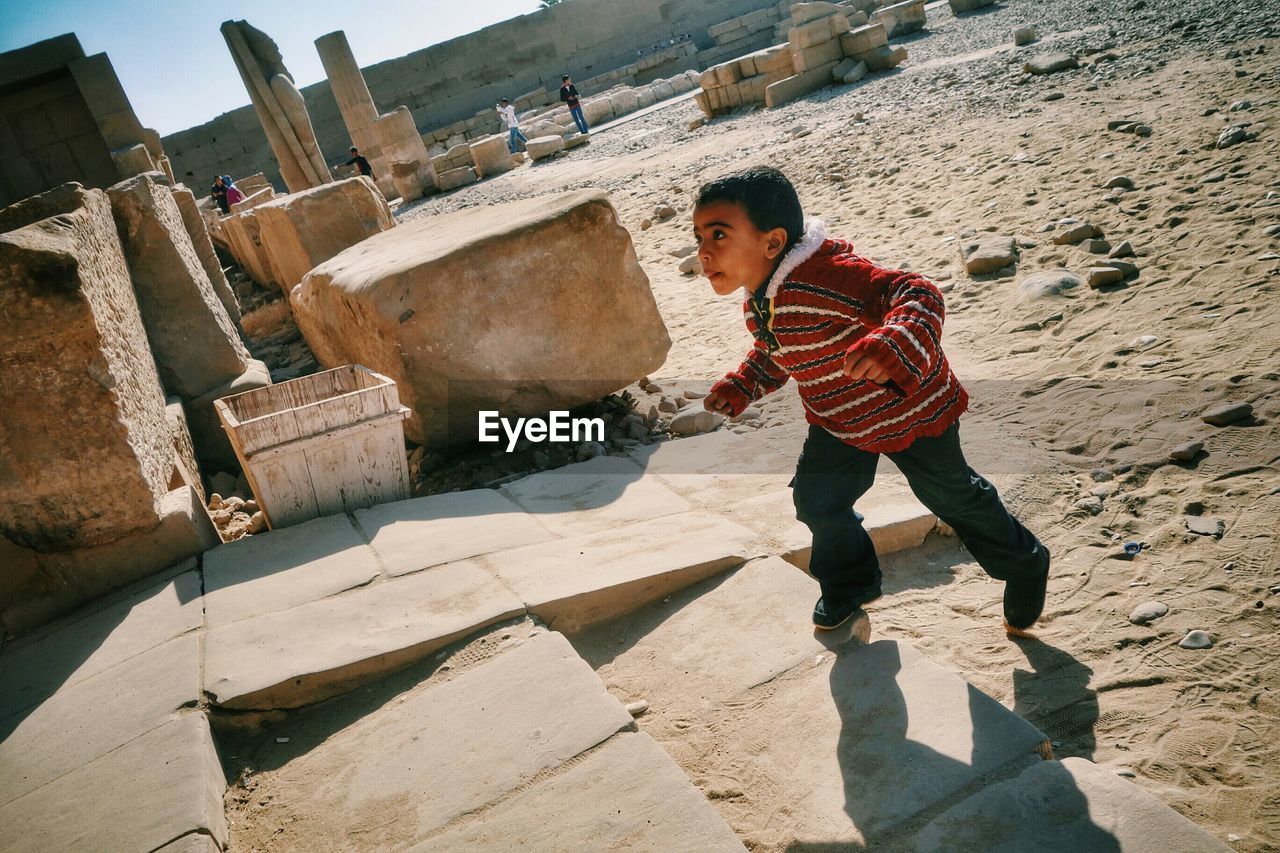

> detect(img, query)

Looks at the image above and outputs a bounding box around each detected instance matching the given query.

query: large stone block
[526,134,566,161]
[291,190,671,446]
[220,207,281,290]
[871,0,927,37]
[840,23,889,56]
[469,134,516,179]
[107,173,249,399]
[792,38,844,73]
[766,62,839,108]
[253,176,394,292]
[949,0,996,12]
[170,185,239,326]
[0,183,172,552]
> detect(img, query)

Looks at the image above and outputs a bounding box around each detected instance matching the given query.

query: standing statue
[221,20,332,193]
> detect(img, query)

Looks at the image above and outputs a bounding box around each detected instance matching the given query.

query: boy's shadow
[785,637,1118,851]
[1011,635,1101,761]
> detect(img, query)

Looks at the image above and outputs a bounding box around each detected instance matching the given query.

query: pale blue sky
[0,0,543,135]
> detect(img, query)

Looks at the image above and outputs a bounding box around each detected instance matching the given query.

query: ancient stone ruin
[221,20,332,194]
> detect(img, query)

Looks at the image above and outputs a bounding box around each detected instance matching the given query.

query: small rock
[640,218,652,230]
[669,408,725,437]
[1052,222,1102,245]
[1134,124,1152,137]
[654,203,677,220]
[687,117,707,131]
[682,389,708,399]
[1200,172,1227,184]
[576,441,606,461]
[1200,402,1252,426]
[1075,496,1105,515]
[1019,269,1082,300]
[1108,240,1135,258]
[1185,516,1225,538]
[1087,266,1125,288]
[1216,125,1249,149]
[1103,175,1134,189]
[1178,630,1213,649]
[1229,100,1251,111]
[678,254,702,275]
[1116,769,1137,778]
[625,699,650,717]
[1128,601,1169,625]
[732,407,762,422]
[1082,238,1112,254]
[1013,25,1037,46]
[246,512,267,534]
[1168,441,1203,461]
[1043,92,1065,102]
[1025,53,1079,75]
[657,398,677,413]
[1102,259,1138,278]
[960,233,1019,274]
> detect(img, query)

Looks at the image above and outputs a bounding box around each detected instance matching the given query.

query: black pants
[792,421,1045,605]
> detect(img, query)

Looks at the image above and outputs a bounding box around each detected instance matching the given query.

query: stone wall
[164,0,782,190]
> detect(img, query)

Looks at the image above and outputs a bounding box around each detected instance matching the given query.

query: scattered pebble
[1200,402,1252,426]
[1179,630,1214,649]
[1185,516,1225,538]
[625,699,650,717]
[1116,769,1137,778]
[1168,441,1203,462]
[1128,601,1169,625]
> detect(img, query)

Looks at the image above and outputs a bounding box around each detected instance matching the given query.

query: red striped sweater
[710,220,968,454]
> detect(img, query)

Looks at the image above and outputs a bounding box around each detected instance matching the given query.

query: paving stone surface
[241,631,634,848]
[659,638,1049,848]
[628,429,796,505]
[911,756,1232,852]
[202,513,380,626]
[0,713,226,853]
[0,566,201,718]
[0,633,200,803]
[353,488,555,576]
[500,454,692,537]
[415,732,747,852]
[475,512,760,634]
[589,557,870,708]
[204,561,525,709]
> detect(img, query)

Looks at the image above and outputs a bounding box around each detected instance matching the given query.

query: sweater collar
[751,218,826,300]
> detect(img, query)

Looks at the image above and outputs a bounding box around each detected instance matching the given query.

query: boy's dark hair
[350,146,358,153]
[562,74,570,81]
[695,166,804,252]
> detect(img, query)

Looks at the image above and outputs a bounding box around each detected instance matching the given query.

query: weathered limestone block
[871,0,927,37]
[792,1,845,24]
[470,135,516,179]
[789,14,850,50]
[291,190,672,446]
[949,0,996,12]
[526,135,566,161]
[840,23,889,56]
[186,359,272,471]
[608,89,640,116]
[107,173,250,399]
[221,207,281,290]
[582,98,614,126]
[372,106,438,197]
[170,185,240,326]
[766,62,840,108]
[436,165,478,191]
[792,39,844,73]
[0,183,173,552]
[254,176,394,292]
[861,44,908,71]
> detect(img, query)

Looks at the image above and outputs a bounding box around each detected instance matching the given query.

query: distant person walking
[497,99,527,154]
[211,175,230,214]
[222,175,245,207]
[560,75,589,134]
[344,147,373,178]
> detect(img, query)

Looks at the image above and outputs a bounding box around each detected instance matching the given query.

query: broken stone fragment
[1200,402,1252,426]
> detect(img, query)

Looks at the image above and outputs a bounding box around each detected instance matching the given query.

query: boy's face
[693,201,788,296]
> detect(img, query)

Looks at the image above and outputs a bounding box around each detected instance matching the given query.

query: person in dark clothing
[345,147,373,178]
[560,74,589,135]
[211,175,229,214]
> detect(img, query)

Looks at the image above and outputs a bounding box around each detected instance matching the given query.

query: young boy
[695,166,1050,633]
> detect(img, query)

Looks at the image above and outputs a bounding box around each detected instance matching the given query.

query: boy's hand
[843,349,893,384]
[704,389,736,415]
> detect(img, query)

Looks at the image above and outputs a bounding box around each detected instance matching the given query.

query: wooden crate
[214,365,411,529]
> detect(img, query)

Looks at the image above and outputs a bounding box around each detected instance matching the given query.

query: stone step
[0,632,201,804]
[469,511,761,634]
[415,732,747,852]
[909,756,1232,852]
[352,488,555,576]
[498,453,692,537]
[0,713,226,853]
[574,557,1050,848]
[224,629,741,849]
[204,559,524,710]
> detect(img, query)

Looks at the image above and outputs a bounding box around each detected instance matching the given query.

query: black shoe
[1004,545,1051,631]
[813,585,883,631]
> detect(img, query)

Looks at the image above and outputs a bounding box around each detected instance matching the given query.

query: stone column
[314,30,437,200]
[221,20,331,193]
[315,31,397,199]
